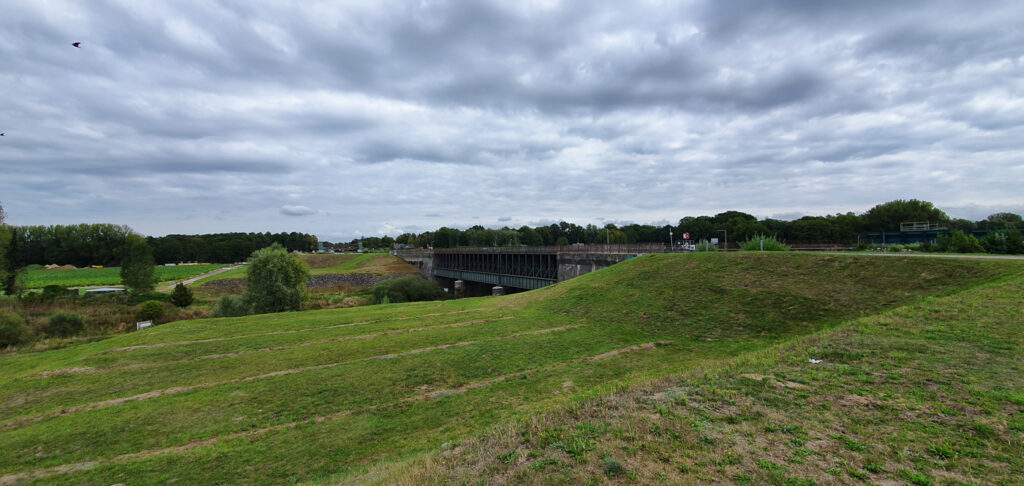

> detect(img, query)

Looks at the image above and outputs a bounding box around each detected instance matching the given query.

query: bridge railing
[427,243,667,254]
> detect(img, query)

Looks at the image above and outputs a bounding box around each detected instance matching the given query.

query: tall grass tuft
[693,239,719,252]
[740,234,790,251]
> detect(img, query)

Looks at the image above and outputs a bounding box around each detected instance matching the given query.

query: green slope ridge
[0,253,1019,484]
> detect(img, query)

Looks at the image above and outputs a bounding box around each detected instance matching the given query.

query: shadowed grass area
[0,253,1019,485]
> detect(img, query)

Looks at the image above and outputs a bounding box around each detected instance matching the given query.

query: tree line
[0,204,319,295]
[147,232,318,264]
[338,200,1022,250]
[0,225,318,268]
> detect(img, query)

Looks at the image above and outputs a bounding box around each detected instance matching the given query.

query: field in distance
[23,264,228,289]
[0,253,1021,484]
[193,253,418,285]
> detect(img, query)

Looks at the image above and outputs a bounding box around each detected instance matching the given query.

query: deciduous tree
[244,243,309,314]
[120,237,157,293]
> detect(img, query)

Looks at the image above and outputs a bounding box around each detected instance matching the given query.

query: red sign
[682,233,690,240]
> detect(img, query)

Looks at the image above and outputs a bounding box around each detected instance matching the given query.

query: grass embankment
[388,271,1024,485]
[0,254,1019,484]
[23,265,227,289]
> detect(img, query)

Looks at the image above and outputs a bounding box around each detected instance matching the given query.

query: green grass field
[194,254,417,286]
[0,253,1020,484]
[23,265,228,289]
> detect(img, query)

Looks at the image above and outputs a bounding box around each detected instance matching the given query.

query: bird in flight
[72,42,81,48]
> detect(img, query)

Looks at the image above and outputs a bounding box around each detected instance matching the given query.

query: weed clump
[601,458,625,476]
[693,239,719,252]
[213,295,250,317]
[136,300,165,321]
[0,311,32,346]
[741,234,790,251]
[45,312,85,337]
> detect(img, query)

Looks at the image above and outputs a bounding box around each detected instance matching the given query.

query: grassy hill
[0,253,1020,484]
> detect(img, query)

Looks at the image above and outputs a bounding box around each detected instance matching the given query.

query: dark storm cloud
[2,0,1022,240]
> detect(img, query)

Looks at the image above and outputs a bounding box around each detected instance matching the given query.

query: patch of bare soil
[33,367,95,378]
[587,341,673,362]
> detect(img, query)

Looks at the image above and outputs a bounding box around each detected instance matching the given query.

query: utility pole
[669,228,674,251]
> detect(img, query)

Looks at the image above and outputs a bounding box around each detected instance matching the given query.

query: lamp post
[716,230,727,251]
[669,228,674,251]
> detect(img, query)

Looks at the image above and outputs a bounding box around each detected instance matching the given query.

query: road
[158,265,240,292]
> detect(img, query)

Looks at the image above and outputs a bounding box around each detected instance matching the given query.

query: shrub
[41,285,69,300]
[170,282,194,308]
[213,295,250,318]
[693,239,719,252]
[130,291,170,304]
[0,312,32,347]
[982,230,1024,255]
[741,234,790,251]
[136,300,165,321]
[45,312,85,337]
[936,230,984,253]
[372,276,446,304]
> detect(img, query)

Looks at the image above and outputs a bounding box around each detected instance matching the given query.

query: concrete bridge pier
[453,279,465,298]
[491,286,505,296]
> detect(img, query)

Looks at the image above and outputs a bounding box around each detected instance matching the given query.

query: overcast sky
[2,0,1023,241]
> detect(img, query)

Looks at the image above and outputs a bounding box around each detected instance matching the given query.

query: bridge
[394,244,666,295]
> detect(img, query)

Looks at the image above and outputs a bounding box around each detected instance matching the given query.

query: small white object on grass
[809,359,823,364]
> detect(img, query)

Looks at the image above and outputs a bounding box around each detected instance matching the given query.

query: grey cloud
[280,205,316,216]
[2,0,1023,241]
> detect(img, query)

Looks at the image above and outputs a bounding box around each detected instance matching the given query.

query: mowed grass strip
[0,323,654,473]
[0,316,556,423]
[0,339,697,485]
[0,254,1020,483]
[97,301,491,347]
[0,304,493,382]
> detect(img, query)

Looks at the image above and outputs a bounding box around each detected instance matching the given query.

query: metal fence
[428,243,667,254]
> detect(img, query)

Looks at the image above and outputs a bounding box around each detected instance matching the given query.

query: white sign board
[136,320,152,330]
[710,238,719,244]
